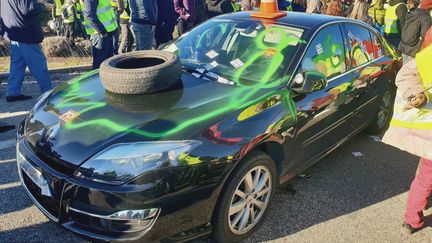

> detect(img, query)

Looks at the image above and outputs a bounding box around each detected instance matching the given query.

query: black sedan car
[16,12,401,242]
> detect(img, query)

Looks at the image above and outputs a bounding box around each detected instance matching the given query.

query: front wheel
[212,151,277,243]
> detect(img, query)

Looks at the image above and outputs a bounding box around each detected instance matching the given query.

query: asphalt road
[1,75,432,242]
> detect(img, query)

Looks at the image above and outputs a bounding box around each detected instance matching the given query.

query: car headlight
[75,140,202,185]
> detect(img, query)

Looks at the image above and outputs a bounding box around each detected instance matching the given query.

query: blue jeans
[7,41,51,96]
[131,22,154,50]
[90,31,117,69]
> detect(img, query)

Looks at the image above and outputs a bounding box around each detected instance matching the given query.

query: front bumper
[16,138,220,241]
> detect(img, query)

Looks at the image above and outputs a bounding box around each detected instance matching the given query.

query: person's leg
[108,30,117,58]
[91,33,104,69]
[56,16,63,36]
[6,41,27,97]
[113,9,119,55]
[21,43,52,93]
[140,24,154,50]
[131,23,143,50]
[119,23,128,54]
[126,24,134,52]
[404,158,432,229]
[91,32,115,69]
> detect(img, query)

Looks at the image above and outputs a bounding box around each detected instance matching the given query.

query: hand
[403,93,428,111]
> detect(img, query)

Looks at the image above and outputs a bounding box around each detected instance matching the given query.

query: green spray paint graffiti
[57,26,300,138]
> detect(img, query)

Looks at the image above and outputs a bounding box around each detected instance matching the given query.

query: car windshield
[163,18,305,87]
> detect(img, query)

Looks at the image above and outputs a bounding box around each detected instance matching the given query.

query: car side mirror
[292,71,327,94]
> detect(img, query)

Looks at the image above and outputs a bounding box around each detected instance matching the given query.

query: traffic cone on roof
[251,0,287,19]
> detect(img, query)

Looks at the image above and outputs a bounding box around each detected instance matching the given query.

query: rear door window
[343,24,375,69]
[299,24,346,80]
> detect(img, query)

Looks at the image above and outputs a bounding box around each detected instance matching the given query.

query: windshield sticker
[165,44,178,53]
[196,68,206,73]
[206,72,219,79]
[191,73,202,78]
[217,76,235,85]
[206,50,219,59]
[59,110,80,123]
[315,43,323,55]
[264,48,277,57]
[230,59,244,69]
[204,61,219,71]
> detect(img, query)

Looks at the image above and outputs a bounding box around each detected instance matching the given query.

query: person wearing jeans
[7,42,52,98]
[1,0,52,102]
[129,0,157,50]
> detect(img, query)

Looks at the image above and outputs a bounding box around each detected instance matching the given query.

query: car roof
[219,11,361,31]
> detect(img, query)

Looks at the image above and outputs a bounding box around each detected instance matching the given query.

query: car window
[343,24,375,68]
[299,25,346,80]
[370,32,384,59]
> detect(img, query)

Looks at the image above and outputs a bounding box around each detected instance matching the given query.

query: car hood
[24,71,271,166]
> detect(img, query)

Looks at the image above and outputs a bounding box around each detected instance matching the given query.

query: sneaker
[6,95,32,102]
[401,223,422,235]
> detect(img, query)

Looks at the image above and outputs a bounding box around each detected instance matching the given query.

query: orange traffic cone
[251,0,287,19]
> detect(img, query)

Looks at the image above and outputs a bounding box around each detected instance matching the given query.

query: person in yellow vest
[62,0,77,45]
[52,0,64,36]
[368,0,386,34]
[75,0,88,39]
[110,0,122,54]
[82,0,119,69]
[384,0,408,48]
[382,28,432,235]
[118,0,133,53]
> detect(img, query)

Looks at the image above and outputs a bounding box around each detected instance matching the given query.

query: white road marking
[0,158,16,163]
[0,182,20,190]
[0,139,16,150]
[0,111,29,119]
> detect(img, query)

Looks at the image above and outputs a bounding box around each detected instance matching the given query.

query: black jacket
[399,8,432,57]
[0,0,44,43]
[206,0,234,18]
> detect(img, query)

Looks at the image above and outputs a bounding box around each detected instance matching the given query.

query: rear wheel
[367,86,396,134]
[212,151,276,243]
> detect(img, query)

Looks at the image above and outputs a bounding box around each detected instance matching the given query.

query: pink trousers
[404,158,432,228]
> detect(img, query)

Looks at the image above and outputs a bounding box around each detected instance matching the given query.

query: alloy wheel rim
[228,165,272,235]
[377,91,392,129]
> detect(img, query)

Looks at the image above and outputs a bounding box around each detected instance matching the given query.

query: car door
[291,24,359,164]
[340,23,383,130]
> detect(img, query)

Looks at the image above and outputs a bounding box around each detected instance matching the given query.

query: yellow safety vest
[111,0,118,8]
[75,2,82,20]
[62,4,76,24]
[120,0,130,20]
[384,3,404,34]
[81,0,118,35]
[389,45,432,130]
[54,0,64,16]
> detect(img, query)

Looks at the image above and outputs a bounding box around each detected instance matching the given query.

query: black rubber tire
[211,150,277,243]
[99,50,182,95]
[105,81,183,113]
[367,84,396,134]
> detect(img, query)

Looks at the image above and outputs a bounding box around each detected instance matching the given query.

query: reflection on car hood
[24,71,270,166]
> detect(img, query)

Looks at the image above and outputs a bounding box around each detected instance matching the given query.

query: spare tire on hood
[99,50,182,94]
